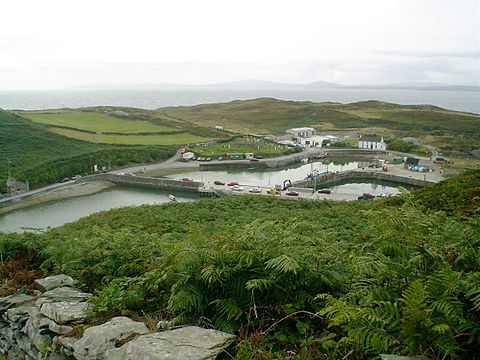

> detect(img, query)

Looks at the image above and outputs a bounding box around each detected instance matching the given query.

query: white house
[286,127,315,138]
[358,136,386,150]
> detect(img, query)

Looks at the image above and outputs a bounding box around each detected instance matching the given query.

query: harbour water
[0,187,197,233]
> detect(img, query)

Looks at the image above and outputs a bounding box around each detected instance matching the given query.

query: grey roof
[405,157,420,165]
[359,136,382,142]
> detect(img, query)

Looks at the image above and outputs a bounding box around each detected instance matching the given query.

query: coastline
[0,181,115,215]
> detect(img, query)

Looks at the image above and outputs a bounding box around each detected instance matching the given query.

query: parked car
[317,189,331,194]
[254,155,264,159]
[286,191,299,196]
[248,188,262,193]
[227,182,239,186]
[214,180,225,185]
[358,196,374,200]
[181,178,193,181]
[72,175,82,180]
[250,158,259,162]
[362,193,375,198]
[206,157,212,162]
[231,185,244,191]
[267,189,281,195]
[59,177,71,183]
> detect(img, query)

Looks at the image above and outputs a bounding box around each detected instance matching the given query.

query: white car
[231,185,244,191]
[248,188,262,193]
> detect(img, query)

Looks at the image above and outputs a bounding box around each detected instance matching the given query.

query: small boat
[314,153,328,159]
[168,194,177,201]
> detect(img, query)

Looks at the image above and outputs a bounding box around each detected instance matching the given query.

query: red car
[250,158,259,162]
[227,182,239,186]
[286,191,299,196]
[362,193,375,198]
[181,178,193,181]
[214,180,225,185]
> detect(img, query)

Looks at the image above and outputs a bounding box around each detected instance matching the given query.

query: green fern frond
[265,254,299,275]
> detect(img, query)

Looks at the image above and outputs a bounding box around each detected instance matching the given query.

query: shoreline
[0,181,115,215]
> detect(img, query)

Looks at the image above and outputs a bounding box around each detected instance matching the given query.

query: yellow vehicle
[266,189,281,195]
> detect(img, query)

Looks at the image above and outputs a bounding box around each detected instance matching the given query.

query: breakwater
[77,174,202,192]
[292,170,436,188]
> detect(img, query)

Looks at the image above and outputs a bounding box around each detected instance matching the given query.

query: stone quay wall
[292,170,436,188]
[77,174,202,193]
[0,275,235,360]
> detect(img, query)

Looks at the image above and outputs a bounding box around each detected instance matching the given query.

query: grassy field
[190,135,298,158]
[51,128,212,145]
[0,110,176,191]
[19,111,176,133]
[158,98,480,135]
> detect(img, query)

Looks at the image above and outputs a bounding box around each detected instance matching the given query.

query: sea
[0,88,479,113]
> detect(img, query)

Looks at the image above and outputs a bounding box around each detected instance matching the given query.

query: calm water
[0,187,198,233]
[1,88,478,113]
[162,159,363,187]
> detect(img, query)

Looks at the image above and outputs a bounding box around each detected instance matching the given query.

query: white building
[286,127,315,138]
[298,135,325,148]
[358,136,386,150]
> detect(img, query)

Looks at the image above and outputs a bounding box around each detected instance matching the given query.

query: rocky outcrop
[0,275,235,360]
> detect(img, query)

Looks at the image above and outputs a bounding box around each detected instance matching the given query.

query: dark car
[254,155,264,159]
[362,193,375,198]
[214,180,225,185]
[286,191,299,196]
[59,177,71,183]
[358,196,374,200]
[227,182,239,186]
[317,188,331,194]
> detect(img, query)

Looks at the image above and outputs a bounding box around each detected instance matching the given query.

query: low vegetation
[1,170,479,359]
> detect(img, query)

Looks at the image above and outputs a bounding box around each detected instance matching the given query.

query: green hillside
[2,170,479,359]
[158,98,480,135]
[0,110,176,192]
[17,107,226,145]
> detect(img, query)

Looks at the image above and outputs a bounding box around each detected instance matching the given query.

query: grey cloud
[372,50,480,58]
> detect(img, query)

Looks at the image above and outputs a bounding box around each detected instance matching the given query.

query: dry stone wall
[0,275,235,360]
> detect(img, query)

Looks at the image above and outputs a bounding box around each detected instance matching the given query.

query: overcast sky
[1,0,479,90]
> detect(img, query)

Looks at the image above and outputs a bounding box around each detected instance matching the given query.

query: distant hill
[71,80,480,91]
[157,98,480,135]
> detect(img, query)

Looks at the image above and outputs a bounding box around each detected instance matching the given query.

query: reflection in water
[0,187,197,233]
[162,160,361,187]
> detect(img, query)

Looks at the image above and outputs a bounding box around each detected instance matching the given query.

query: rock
[36,287,92,307]
[0,293,35,312]
[104,326,235,360]
[34,274,74,292]
[40,301,90,324]
[73,316,148,360]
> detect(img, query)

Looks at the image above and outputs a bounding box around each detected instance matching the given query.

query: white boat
[168,194,177,201]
